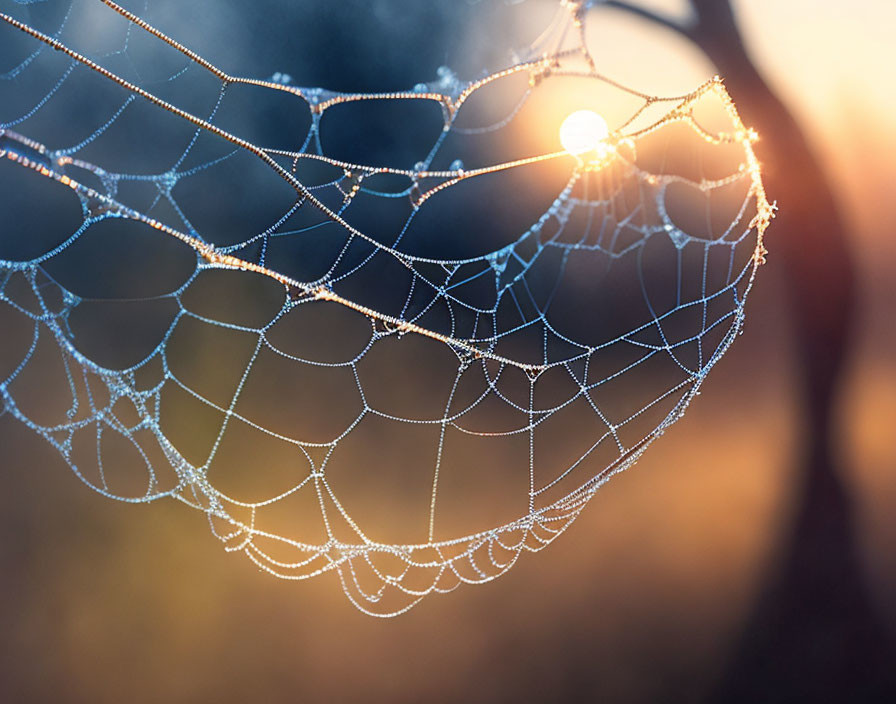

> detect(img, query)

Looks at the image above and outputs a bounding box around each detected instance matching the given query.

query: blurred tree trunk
[601,0,895,700]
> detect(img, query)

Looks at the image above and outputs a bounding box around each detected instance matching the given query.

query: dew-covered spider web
[0,0,772,615]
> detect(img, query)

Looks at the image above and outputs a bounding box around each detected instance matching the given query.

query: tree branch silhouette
[600,1,697,42]
[597,0,895,701]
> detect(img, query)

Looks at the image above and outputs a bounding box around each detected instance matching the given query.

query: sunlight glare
[559,110,610,156]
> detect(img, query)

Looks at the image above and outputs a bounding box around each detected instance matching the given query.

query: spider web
[0,0,772,615]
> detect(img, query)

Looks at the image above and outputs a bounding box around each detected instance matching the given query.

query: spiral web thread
[0,0,772,615]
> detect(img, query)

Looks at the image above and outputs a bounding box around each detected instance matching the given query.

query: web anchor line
[0,127,545,374]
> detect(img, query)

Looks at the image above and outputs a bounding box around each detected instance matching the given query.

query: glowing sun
[559,110,610,156]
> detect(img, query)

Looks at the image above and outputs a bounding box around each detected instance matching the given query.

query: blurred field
[0,267,803,703]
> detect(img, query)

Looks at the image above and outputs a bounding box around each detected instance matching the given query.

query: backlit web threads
[0,0,772,616]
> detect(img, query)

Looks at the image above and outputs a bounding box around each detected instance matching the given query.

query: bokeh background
[1,0,894,702]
